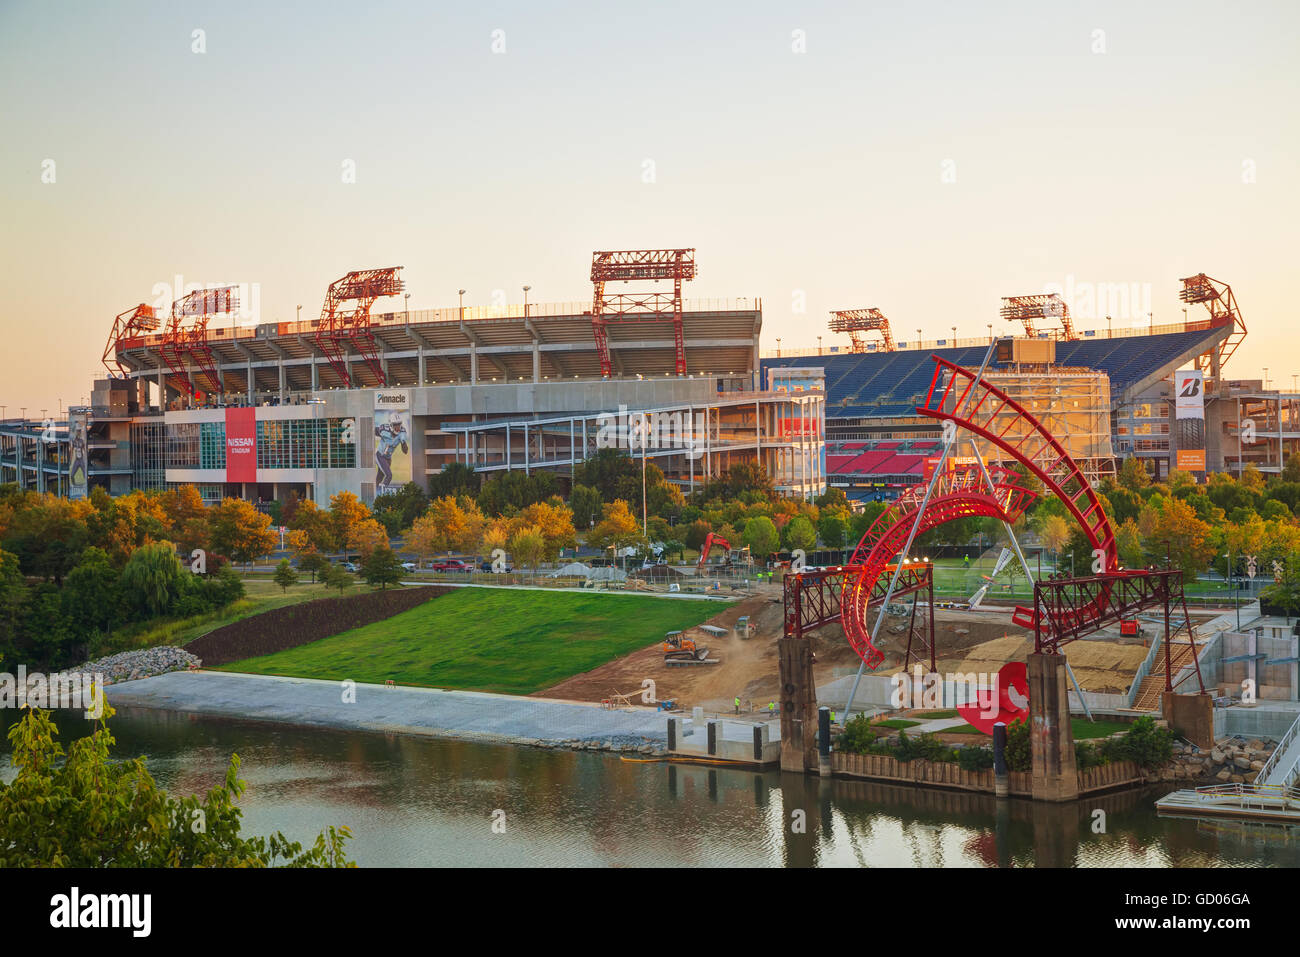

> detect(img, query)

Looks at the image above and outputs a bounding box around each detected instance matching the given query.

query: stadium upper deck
[762,318,1230,417]
[113,299,763,398]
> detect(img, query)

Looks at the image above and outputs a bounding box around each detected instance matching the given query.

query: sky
[1,0,1298,414]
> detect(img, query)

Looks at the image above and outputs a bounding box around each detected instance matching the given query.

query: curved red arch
[840,468,1036,667]
[838,355,1120,669]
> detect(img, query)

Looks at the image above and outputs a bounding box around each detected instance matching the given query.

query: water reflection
[3,707,1297,868]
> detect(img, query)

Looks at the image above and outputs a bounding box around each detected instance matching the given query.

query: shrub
[1075,741,1108,770]
[1004,719,1032,771]
[956,746,995,772]
[1102,715,1173,769]
[837,714,877,754]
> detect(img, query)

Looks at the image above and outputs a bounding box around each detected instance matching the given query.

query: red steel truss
[1180,272,1246,371]
[1031,570,1204,689]
[103,303,160,377]
[314,267,404,388]
[160,286,239,397]
[828,307,896,353]
[590,249,696,377]
[916,355,1117,630]
[1000,293,1075,341]
[785,562,937,671]
[839,465,1038,667]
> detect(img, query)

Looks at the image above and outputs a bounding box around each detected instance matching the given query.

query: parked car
[431,559,471,573]
[478,560,513,573]
[342,562,360,573]
[400,561,417,573]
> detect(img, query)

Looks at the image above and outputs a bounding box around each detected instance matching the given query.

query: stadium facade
[0,299,828,504]
[2,273,1294,508]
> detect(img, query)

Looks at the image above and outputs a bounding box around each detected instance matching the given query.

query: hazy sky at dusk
[2,0,1298,413]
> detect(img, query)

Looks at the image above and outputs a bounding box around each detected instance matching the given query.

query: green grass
[216,589,733,695]
[913,709,958,719]
[937,718,1131,738]
[872,719,921,730]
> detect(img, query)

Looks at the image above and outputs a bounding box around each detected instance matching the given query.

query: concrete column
[778,637,818,774]
[1028,652,1078,802]
[418,347,426,385]
[707,720,717,756]
[817,706,832,777]
[532,342,540,383]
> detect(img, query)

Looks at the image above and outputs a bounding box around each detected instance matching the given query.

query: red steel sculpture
[785,355,1205,696]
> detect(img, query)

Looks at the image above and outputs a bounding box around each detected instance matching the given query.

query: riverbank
[103,670,674,755]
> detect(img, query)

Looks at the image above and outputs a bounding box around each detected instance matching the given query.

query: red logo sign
[956,661,1029,734]
[225,407,257,483]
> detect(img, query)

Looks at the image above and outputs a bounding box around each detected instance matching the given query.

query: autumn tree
[208,498,278,566]
[588,499,642,554]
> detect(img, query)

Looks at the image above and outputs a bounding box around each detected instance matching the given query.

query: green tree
[323,563,354,595]
[361,544,404,590]
[569,483,603,531]
[120,543,184,617]
[782,515,817,553]
[741,516,780,559]
[1118,456,1151,491]
[0,705,353,867]
[817,513,847,550]
[273,558,299,594]
[297,549,329,584]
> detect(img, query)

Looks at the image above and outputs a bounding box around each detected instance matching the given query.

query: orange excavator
[696,532,750,571]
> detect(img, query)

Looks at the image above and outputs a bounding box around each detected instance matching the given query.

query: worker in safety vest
[734,696,740,714]
[768,701,776,715]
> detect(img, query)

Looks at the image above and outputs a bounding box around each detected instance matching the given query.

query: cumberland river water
[4,706,1300,867]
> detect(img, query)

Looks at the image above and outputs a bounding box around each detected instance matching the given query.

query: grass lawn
[912,709,958,719]
[939,717,1131,738]
[872,719,921,730]
[216,588,733,694]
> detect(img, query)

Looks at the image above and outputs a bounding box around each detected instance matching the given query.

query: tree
[0,705,352,867]
[1037,514,1071,567]
[741,516,780,559]
[323,563,354,595]
[273,558,299,594]
[327,491,372,553]
[569,484,603,531]
[297,549,329,584]
[347,518,390,561]
[510,499,576,561]
[782,515,817,553]
[208,498,277,566]
[428,462,478,500]
[120,543,184,617]
[371,482,428,536]
[406,495,486,561]
[361,545,403,590]
[1117,457,1151,491]
[60,547,122,651]
[588,500,641,553]
[508,526,547,574]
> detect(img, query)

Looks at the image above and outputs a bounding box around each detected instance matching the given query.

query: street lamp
[1224,550,1240,630]
[296,304,302,323]
[951,325,957,345]
[404,292,410,322]
[458,289,466,321]
[987,323,992,343]
[817,335,822,355]
[522,285,531,317]
[1106,315,1112,338]
[776,337,782,356]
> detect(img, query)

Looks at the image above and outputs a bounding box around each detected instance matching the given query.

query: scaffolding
[982,368,1116,485]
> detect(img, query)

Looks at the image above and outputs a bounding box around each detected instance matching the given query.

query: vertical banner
[1175,370,1205,419]
[67,409,89,500]
[1174,369,1206,475]
[374,389,411,496]
[225,407,257,483]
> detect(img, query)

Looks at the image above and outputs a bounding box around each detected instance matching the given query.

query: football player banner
[373,389,411,497]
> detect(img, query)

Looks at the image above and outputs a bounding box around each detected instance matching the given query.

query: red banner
[225,407,257,482]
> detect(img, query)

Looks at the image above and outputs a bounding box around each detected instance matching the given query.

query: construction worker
[734,695,741,714]
[768,701,776,715]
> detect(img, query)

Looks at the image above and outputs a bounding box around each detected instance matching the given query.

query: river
[4,706,1299,867]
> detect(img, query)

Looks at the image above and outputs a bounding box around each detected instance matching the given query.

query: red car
[430,559,471,573]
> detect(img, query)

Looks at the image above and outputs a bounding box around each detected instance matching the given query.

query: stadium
[0,258,1292,508]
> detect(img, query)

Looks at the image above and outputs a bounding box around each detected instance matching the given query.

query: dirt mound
[187,586,452,666]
